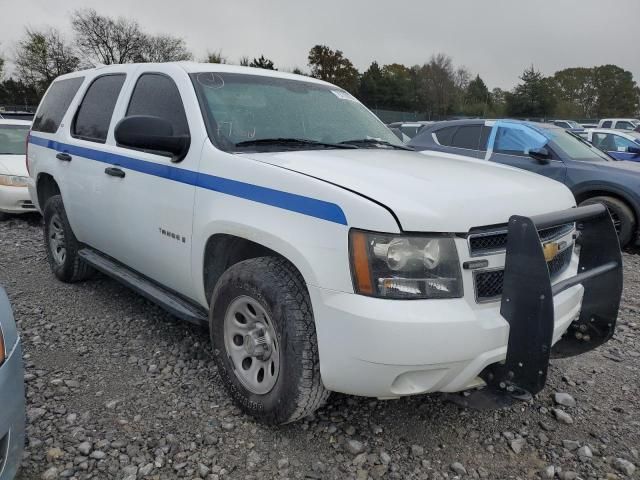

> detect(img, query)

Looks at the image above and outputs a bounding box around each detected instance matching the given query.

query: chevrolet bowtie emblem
[542,242,560,262]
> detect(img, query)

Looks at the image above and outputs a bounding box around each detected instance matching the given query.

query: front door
[487,122,567,182]
[107,69,202,298]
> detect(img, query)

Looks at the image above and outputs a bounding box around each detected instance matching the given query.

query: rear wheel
[43,195,94,282]
[210,256,329,424]
[579,196,635,247]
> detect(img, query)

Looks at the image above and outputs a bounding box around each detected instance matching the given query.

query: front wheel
[579,196,635,248]
[210,257,329,424]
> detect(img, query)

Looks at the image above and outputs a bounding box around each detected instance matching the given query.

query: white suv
[26,63,622,424]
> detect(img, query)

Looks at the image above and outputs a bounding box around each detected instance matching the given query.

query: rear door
[65,72,129,250]
[486,123,567,182]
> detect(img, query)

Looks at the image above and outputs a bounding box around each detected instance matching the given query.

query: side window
[592,133,614,150]
[601,121,612,128]
[73,74,126,143]
[126,73,189,136]
[492,125,547,156]
[32,77,84,133]
[612,135,637,150]
[433,126,457,146]
[616,121,633,130]
[450,125,482,150]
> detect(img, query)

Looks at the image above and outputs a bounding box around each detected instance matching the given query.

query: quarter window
[433,126,457,146]
[73,74,126,143]
[126,74,189,136]
[32,77,84,133]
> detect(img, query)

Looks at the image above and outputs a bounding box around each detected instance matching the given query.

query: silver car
[0,288,24,480]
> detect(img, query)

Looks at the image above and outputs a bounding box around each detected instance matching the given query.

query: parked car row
[0,120,34,220]
[408,119,640,247]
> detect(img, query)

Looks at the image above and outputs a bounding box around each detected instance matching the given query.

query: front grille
[469,223,574,256]
[474,246,573,302]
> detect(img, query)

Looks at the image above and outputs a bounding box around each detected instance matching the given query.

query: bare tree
[239,56,250,67]
[71,8,145,64]
[140,35,192,62]
[14,28,79,94]
[204,50,226,64]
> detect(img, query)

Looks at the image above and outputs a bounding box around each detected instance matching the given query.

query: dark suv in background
[409,119,640,247]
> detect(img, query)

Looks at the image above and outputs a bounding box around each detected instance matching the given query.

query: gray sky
[2,0,639,90]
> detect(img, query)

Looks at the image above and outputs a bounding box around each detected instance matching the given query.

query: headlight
[0,174,28,187]
[349,230,463,299]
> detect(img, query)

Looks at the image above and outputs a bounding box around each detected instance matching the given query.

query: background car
[409,119,640,247]
[550,119,584,133]
[386,121,433,142]
[0,120,35,220]
[598,118,640,130]
[0,287,25,480]
[583,129,640,161]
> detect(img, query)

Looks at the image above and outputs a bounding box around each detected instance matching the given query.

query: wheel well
[203,234,300,304]
[575,190,637,224]
[36,174,60,210]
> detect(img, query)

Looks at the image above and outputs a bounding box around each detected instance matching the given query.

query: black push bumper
[481,203,623,395]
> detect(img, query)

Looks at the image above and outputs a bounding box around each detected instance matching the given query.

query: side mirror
[529,147,551,163]
[628,145,640,155]
[114,115,190,162]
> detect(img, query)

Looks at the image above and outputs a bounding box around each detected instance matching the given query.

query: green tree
[0,78,40,107]
[462,74,491,116]
[592,65,639,117]
[552,67,596,117]
[307,45,359,94]
[249,55,276,70]
[359,61,383,108]
[239,56,250,67]
[414,54,457,119]
[0,51,4,80]
[14,28,79,95]
[505,66,556,118]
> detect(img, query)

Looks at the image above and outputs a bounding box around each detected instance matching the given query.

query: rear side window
[32,77,84,133]
[433,126,457,146]
[615,121,634,130]
[126,73,189,135]
[478,125,492,151]
[73,74,126,143]
[601,121,612,128]
[450,125,482,150]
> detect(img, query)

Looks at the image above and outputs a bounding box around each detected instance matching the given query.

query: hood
[0,154,28,176]
[242,149,576,232]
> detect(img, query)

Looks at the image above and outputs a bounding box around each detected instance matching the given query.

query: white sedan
[0,119,35,219]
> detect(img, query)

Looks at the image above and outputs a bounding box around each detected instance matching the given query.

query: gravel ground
[1,214,638,480]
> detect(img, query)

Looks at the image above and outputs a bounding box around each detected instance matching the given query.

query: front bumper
[0,341,25,480]
[0,185,35,214]
[311,204,621,399]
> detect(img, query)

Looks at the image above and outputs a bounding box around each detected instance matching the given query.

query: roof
[0,119,31,126]
[53,62,333,88]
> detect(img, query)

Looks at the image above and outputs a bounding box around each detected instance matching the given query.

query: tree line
[1,9,638,119]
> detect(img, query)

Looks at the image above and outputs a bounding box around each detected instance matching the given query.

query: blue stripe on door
[29,135,348,226]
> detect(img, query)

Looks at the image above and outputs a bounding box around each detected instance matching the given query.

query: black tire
[210,256,329,424]
[43,195,94,282]
[579,196,636,248]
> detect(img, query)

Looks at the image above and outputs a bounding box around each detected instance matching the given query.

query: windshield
[567,121,582,129]
[546,129,613,162]
[0,124,29,155]
[191,72,403,152]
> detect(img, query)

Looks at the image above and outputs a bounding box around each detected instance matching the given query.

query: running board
[78,248,208,326]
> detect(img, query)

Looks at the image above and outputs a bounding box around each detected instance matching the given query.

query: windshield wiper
[339,138,413,150]
[234,138,358,150]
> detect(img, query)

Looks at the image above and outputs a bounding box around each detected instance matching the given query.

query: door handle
[56,152,72,162]
[104,167,125,178]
